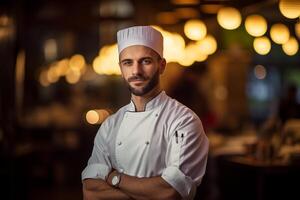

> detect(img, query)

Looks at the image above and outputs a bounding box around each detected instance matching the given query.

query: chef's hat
[117,26,163,58]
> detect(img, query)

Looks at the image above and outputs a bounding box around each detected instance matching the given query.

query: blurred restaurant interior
[1,0,300,199]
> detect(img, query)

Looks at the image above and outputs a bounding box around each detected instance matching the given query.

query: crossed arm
[82,169,181,200]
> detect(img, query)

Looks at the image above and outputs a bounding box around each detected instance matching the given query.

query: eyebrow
[120,57,154,64]
[120,59,132,64]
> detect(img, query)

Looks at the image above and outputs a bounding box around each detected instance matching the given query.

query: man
[82,26,209,200]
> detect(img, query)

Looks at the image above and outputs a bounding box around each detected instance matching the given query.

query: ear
[159,58,166,74]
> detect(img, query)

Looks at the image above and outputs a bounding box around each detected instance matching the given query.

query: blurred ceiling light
[175,8,199,19]
[200,4,223,14]
[44,39,57,62]
[93,56,104,74]
[93,44,121,75]
[39,70,50,87]
[196,35,217,55]
[56,59,69,76]
[99,0,134,18]
[185,43,208,62]
[253,36,271,55]
[97,109,111,124]
[171,0,199,5]
[195,53,208,62]
[177,43,197,66]
[296,21,300,39]
[245,14,267,37]
[65,68,81,84]
[86,110,99,125]
[279,0,300,19]
[152,26,186,63]
[282,36,299,56]
[86,109,110,125]
[254,65,267,79]
[47,67,59,83]
[217,7,241,30]
[156,12,178,24]
[178,51,195,66]
[270,23,290,44]
[184,19,207,41]
[162,31,186,63]
[69,54,86,71]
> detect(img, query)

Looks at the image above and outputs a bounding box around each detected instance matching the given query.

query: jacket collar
[127,91,167,112]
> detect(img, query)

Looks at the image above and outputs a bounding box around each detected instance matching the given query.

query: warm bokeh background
[1,0,300,199]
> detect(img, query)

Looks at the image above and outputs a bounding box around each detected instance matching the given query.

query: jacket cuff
[161,166,195,199]
[81,163,110,181]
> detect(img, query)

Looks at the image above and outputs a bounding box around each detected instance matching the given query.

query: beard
[125,69,160,96]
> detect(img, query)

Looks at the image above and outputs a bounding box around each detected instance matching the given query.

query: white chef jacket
[82,91,209,199]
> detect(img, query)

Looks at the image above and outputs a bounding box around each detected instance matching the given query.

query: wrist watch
[111,171,121,188]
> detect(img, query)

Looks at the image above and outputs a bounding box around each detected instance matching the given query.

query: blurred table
[216,155,300,200]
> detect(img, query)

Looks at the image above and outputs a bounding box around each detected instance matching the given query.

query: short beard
[126,69,160,96]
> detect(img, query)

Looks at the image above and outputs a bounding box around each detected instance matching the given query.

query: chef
[82,25,209,200]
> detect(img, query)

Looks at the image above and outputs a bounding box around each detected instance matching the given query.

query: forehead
[119,45,158,60]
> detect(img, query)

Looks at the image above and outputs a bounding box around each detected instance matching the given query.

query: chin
[130,88,147,96]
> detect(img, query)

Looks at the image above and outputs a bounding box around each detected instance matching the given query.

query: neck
[131,86,161,112]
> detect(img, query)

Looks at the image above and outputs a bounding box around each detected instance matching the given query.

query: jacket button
[145,141,150,145]
[118,141,122,145]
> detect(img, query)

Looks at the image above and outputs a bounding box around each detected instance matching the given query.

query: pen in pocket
[175,131,178,144]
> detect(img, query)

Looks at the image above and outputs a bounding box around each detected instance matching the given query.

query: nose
[132,61,143,75]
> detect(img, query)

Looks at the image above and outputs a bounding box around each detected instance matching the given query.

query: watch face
[112,175,119,185]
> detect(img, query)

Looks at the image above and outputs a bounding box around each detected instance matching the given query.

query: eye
[141,58,152,65]
[122,60,132,66]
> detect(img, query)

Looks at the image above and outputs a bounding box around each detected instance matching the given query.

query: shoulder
[95,104,128,139]
[162,96,204,136]
[163,95,200,123]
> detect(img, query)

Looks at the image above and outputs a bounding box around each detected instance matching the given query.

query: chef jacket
[82,91,209,199]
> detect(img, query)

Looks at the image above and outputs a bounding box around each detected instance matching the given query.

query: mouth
[128,76,147,84]
[130,80,146,86]
[131,79,144,83]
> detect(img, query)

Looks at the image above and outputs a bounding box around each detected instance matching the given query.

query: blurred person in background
[81,26,209,200]
[170,65,217,132]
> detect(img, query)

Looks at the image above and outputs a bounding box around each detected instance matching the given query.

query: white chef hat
[117,26,164,58]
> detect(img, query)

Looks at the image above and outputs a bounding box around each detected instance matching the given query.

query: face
[119,45,166,96]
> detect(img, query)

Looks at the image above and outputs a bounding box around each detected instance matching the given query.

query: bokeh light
[282,36,299,56]
[254,65,267,80]
[245,15,267,37]
[270,23,290,44]
[86,110,99,125]
[184,19,207,41]
[217,7,241,30]
[86,109,111,125]
[253,36,271,55]
[195,35,217,55]
[279,0,300,19]
[93,44,120,75]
